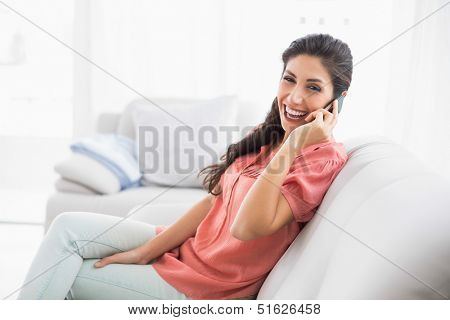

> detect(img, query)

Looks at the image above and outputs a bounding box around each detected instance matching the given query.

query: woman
[18,33,353,300]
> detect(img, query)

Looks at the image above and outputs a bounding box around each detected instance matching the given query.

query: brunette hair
[198,33,353,195]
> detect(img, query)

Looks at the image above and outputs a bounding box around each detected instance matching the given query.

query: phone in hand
[324,94,345,114]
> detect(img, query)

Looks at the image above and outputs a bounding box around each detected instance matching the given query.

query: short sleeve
[280,158,345,223]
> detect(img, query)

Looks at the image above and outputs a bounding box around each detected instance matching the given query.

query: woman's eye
[283,76,295,83]
[308,86,321,92]
[283,77,321,92]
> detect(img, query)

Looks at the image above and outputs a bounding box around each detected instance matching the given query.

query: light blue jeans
[17,212,191,300]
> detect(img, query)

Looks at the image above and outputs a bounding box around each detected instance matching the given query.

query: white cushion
[54,178,98,195]
[118,98,260,142]
[132,95,239,188]
[54,153,121,194]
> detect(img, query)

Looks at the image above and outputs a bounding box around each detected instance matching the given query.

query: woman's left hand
[288,99,339,153]
[94,246,150,268]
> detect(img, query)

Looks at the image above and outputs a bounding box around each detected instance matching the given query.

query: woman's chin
[282,120,306,132]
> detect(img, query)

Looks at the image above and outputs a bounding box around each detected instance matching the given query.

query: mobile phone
[324,94,345,113]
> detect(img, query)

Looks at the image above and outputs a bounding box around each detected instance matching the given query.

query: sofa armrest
[96,113,121,134]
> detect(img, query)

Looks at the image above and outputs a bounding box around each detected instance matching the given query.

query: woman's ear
[341,91,348,97]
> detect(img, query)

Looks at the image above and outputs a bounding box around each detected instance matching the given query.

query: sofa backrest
[257,135,450,299]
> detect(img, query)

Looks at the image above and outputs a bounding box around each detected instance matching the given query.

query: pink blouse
[151,138,348,299]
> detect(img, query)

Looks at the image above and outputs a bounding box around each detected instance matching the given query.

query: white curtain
[86,0,229,121]
[384,0,450,179]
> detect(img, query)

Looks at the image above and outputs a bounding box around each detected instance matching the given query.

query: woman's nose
[287,87,307,108]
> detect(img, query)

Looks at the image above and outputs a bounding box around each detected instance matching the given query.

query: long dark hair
[198,33,353,196]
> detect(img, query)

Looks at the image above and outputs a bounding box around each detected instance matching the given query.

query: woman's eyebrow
[285,69,324,83]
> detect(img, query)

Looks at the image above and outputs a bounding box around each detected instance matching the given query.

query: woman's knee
[49,212,91,234]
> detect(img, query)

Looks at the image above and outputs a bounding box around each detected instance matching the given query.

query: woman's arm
[230,104,338,241]
[94,192,217,268]
[140,193,216,261]
[230,139,297,241]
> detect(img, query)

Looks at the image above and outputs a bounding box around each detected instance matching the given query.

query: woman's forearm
[141,194,215,262]
[231,140,297,238]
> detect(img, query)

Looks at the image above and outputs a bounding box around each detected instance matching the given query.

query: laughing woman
[18,33,352,300]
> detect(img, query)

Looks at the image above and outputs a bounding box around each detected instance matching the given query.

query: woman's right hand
[94,245,151,268]
[287,100,338,154]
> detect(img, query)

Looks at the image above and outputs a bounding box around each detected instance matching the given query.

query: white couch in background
[46,96,257,232]
[45,100,450,299]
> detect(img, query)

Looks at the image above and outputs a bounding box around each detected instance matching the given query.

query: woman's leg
[17,211,189,300]
[65,259,189,300]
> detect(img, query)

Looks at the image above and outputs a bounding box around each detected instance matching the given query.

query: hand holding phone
[289,97,340,152]
[324,95,345,113]
[304,94,344,123]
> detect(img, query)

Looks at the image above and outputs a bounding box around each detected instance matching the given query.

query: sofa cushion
[54,178,98,195]
[54,153,121,194]
[118,97,258,142]
[132,95,239,188]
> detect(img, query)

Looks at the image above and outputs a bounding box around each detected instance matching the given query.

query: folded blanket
[70,134,142,190]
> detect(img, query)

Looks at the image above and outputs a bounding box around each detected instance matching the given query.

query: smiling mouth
[283,104,308,121]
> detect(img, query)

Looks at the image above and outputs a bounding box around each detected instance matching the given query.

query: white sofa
[46,104,450,300]
[46,97,257,232]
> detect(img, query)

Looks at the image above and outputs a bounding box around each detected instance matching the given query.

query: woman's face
[277,54,334,135]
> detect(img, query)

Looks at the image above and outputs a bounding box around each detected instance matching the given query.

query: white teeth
[285,105,307,116]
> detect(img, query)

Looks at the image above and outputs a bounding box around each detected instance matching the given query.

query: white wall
[84,0,394,141]
[0,1,75,223]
